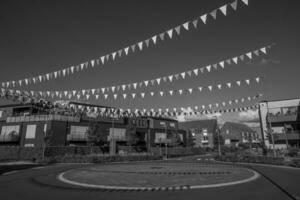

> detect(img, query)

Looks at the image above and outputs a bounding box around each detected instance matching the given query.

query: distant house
[220,122,260,147]
[179,119,218,148]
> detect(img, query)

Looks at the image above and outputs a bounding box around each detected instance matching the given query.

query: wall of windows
[70,126,88,136]
[1,125,20,136]
[25,125,37,139]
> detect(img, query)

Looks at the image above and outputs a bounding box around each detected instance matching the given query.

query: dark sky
[0,0,299,123]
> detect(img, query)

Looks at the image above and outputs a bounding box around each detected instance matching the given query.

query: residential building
[259,98,300,149]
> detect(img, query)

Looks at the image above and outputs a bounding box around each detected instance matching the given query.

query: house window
[0,110,2,118]
[24,144,34,147]
[25,125,37,139]
[1,125,20,136]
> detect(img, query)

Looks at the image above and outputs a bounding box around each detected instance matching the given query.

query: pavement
[0,158,299,200]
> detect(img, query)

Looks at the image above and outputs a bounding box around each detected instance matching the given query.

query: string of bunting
[1,0,250,89]
[37,76,263,100]
[0,86,259,118]
[26,45,271,96]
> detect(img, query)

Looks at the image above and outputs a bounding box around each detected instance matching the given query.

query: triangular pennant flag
[260,47,267,54]
[167,29,173,39]
[159,32,165,41]
[245,79,250,85]
[101,88,106,93]
[105,54,110,61]
[118,49,123,57]
[150,92,155,96]
[104,94,108,100]
[131,44,136,52]
[210,9,217,20]
[226,82,232,88]
[168,75,173,82]
[222,102,226,106]
[95,94,99,99]
[151,79,155,85]
[240,55,245,61]
[141,93,145,98]
[162,76,167,82]
[152,35,157,44]
[187,70,192,77]
[188,88,193,94]
[231,0,238,10]
[111,86,116,92]
[123,94,127,99]
[169,90,174,96]
[255,77,260,83]
[219,61,225,68]
[193,69,199,76]
[206,65,211,72]
[91,60,95,67]
[213,64,218,70]
[91,89,96,95]
[253,50,260,56]
[113,94,118,100]
[232,57,238,64]
[112,52,117,60]
[100,56,105,64]
[200,68,204,73]
[156,78,161,85]
[144,80,149,87]
[145,39,150,47]
[192,19,198,28]
[122,85,126,91]
[175,74,179,80]
[138,42,143,50]
[179,89,183,95]
[219,5,227,16]
[183,22,189,30]
[241,0,249,6]
[246,52,252,59]
[198,87,203,92]
[208,85,213,91]
[124,47,129,55]
[181,72,186,79]
[175,26,181,35]
[200,14,207,24]
[236,81,241,86]
[217,84,222,89]
[133,83,137,89]
[159,91,164,96]
[131,93,136,99]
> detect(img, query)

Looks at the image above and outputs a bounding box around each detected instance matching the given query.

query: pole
[215,116,221,156]
[165,125,167,159]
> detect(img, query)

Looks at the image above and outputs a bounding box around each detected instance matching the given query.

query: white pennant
[208,86,213,91]
[114,94,118,100]
[260,47,267,54]
[112,52,117,60]
[183,22,189,30]
[104,94,108,99]
[193,69,199,76]
[198,87,203,92]
[101,88,105,93]
[95,94,99,99]
[100,56,105,64]
[169,90,174,96]
[200,14,207,24]
[133,83,137,89]
[219,61,225,68]
[123,94,127,99]
[167,75,173,82]
[91,60,95,67]
[159,91,164,96]
[144,80,149,87]
[231,0,238,10]
[241,0,249,6]
[91,89,96,95]
[246,52,252,59]
[167,29,173,39]
[206,65,211,72]
[188,88,193,94]
[219,5,227,16]
[156,78,161,85]
[181,72,186,79]
[255,77,260,83]
[245,79,250,85]
[236,81,241,86]
[226,82,232,88]
[141,93,145,98]
[152,35,157,44]
[111,86,116,92]
[132,93,136,99]
[122,85,126,91]
[124,47,129,55]
[138,42,143,50]
[232,57,238,64]
[217,84,222,89]
[150,92,155,96]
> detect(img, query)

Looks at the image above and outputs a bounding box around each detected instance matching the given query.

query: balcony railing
[6,114,80,123]
[0,134,20,142]
[273,132,300,141]
[67,134,88,141]
[268,114,299,123]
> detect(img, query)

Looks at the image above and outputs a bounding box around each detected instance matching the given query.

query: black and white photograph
[0,0,299,199]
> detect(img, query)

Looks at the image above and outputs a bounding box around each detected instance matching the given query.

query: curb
[215,161,300,170]
[57,168,259,191]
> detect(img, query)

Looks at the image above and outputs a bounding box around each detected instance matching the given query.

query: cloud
[242,122,260,128]
[237,110,260,125]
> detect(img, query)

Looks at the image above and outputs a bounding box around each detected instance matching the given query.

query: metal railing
[6,114,80,123]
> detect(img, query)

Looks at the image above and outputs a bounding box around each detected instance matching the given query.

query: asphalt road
[0,160,299,200]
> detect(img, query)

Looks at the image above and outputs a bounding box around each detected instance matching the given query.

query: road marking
[2,170,20,175]
[33,166,47,170]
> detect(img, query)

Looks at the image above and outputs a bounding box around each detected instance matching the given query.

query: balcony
[67,134,88,141]
[268,114,299,123]
[273,132,300,141]
[0,134,20,142]
[6,114,80,123]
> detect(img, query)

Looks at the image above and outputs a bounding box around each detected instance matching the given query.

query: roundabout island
[58,162,260,191]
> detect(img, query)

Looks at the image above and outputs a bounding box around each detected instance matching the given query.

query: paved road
[0,160,299,200]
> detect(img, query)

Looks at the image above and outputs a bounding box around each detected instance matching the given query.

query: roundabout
[58,162,260,191]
